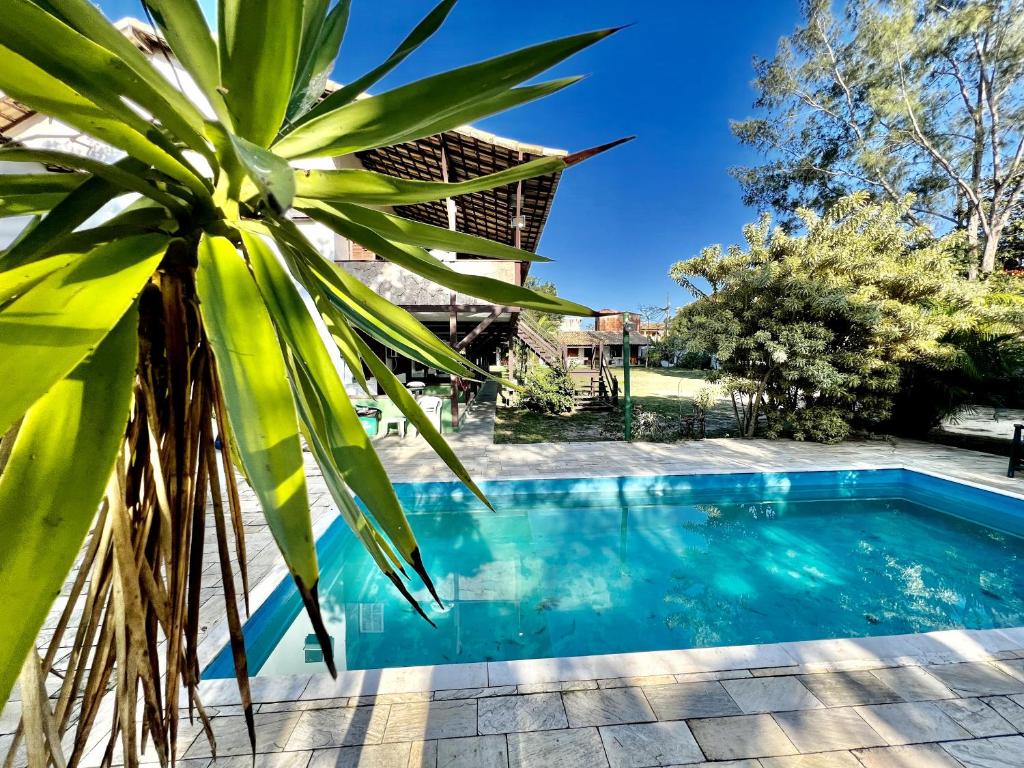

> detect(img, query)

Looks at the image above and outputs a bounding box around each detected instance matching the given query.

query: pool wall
[202,467,1024,680]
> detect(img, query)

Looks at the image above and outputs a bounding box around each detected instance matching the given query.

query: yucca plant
[0,1,624,764]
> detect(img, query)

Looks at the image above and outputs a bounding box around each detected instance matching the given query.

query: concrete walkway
[7,437,1024,767]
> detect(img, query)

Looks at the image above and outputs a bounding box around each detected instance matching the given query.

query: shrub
[630,405,679,441]
[668,194,987,441]
[786,407,850,444]
[520,366,576,414]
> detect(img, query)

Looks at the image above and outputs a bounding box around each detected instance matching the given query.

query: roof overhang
[0,18,565,255]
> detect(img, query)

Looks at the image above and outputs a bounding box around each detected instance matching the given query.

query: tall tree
[732,0,1024,274]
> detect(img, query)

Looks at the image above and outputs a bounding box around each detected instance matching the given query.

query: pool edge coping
[194,459,1024,704]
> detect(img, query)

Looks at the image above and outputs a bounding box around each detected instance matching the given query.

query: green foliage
[629,405,678,441]
[670,194,989,440]
[887,271,1024,432]
[522,276,563,334]
[768,407,850,445]
[732,0,1024,273]
[0,0,625,757]
[520,366,576,414]
[692,384,720,415]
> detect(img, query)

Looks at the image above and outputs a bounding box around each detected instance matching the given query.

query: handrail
[517,313,561,364]
[598,354,619,405]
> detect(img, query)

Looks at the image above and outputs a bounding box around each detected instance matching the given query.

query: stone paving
[93,656,1024,766]
[6,398,1024,766]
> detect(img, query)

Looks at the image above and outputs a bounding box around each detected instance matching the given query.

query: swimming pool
[204,468,1024,679]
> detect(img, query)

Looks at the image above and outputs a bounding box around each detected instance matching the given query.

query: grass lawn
[494,367,737,444]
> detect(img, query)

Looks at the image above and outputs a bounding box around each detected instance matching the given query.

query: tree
[523,275,562,334]
[669,194,977,441]
[732,0,1024,274]
[0,2,623,764]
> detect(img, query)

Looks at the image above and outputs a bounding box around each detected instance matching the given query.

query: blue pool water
[205,469,1024,678]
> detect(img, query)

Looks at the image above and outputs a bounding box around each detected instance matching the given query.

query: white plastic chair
[415,396,443,435]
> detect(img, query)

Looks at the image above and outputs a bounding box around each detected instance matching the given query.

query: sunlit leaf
[243,230,436,594]
[318,201,551,262]
[300,201,596,315]
[0,233,168,436]
[290,0,455,127]
[287,0,351,122]
[0,309,137,704]
[218,0,302,146]
[273,29,617,158]
[195,234,317,588]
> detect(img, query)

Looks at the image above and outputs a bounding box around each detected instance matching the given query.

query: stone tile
[935,698,1016,737]
[351,692,431,707]
[306,742,413,768]
[433,687,517,701]
[1,701,21,735]
[674,669,752,683]
[599,721,704,768]
[796,671,901,707]
[516,680,598,694]
[561,680,600,691]
[383,700,477,743]
[562,688,656,728]
[854,701,972,745]
[983,696,1024,732]
[927,663,1024,697]
[259,698,350,714]
[869,666,956,702]
[994,659,1024,684]
[689,714,798,761]
[183,712,300,758]
[759,753,862,768]
[513,683,561,694]
[750,666,802,677]
[436,735,507,768]
[685,762,760,768]
[477,694,567,735]
[599,675,677,689]
[407,740,437,768]
[214,753,313,768]
[506,727,609,768]
[853,743,965,768]
[773,707,885,753]
[722,677,824,714]
[941,735,1024,767]
[643,682,743,721]
[284,706,390,749]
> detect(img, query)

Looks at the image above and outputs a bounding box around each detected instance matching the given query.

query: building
[594,311,643,333]
[559,330,652,367]
[0,18,567,433]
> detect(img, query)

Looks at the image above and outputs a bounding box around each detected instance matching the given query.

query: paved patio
[6,401,1024,767]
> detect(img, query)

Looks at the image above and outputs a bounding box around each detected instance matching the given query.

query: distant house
[640,322,666,342]
[559,330,652,367]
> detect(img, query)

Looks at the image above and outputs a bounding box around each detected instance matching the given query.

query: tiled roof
[558,330,652,346]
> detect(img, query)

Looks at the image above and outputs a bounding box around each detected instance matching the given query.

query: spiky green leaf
[196,234,317,587]
[272,29,616,158]
[0,233,168,436]
[0,309,137,704]
[218,0,302,146]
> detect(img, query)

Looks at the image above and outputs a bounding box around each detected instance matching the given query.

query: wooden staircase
[570,369,617,412]
[515,315,562,367]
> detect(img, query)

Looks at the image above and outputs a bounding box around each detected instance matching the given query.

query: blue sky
[97,0,801,313]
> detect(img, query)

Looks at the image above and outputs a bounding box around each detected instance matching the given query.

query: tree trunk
[981,223,1003,274]
[967,205,981,279]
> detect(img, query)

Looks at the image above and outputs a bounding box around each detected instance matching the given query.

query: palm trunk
[9,259,255,768]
